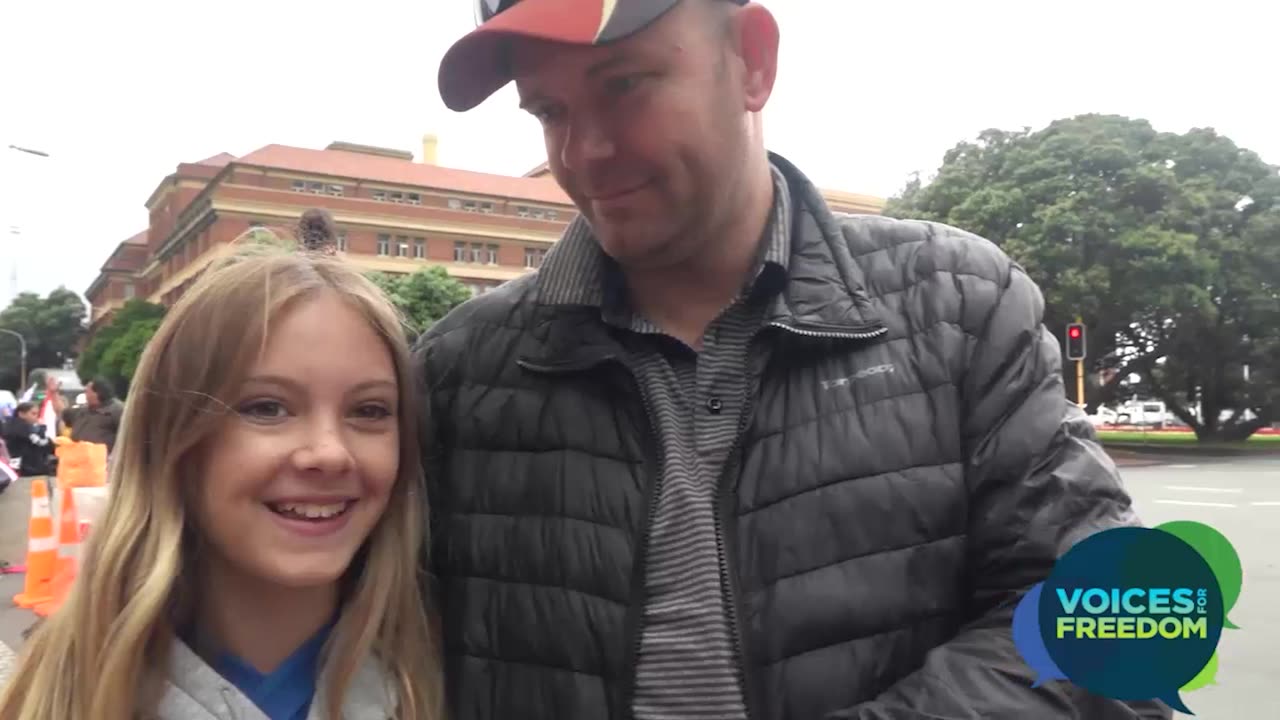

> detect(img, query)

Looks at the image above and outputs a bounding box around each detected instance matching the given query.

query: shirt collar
[538,163,793,321]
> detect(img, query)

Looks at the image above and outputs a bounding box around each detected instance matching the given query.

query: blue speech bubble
[1040,527,1223,717]
[1012,583,1068,687]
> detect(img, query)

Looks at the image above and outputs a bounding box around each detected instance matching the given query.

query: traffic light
[1066,323,1087,360]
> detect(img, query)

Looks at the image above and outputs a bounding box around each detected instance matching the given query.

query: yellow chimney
[421,133,439,165]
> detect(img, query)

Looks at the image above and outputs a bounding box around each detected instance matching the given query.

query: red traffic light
[1066,323,1087,360]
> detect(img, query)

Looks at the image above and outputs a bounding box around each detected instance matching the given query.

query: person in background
[418,1,1169,718]
[0,232,443,720]
[64,377,124,451]
[1,401,54,478]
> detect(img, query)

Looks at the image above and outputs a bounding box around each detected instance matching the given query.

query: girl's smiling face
[192,290,400,591]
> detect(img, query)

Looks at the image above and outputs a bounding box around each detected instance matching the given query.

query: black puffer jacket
[415,155,1170,720]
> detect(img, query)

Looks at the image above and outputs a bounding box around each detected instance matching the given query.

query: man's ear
[732,4,780,113]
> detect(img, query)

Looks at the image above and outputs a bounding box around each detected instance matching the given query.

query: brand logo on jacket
[820,363,895,390]
[1012,521,1243,715]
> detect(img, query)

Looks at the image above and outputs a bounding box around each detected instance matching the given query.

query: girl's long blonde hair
[0,236,442,720]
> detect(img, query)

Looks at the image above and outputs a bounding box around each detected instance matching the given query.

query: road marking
[1250,501,1280,507]
[1155,500,1237,508]
[1167,464,1199,469]
[1164,485,1244,494]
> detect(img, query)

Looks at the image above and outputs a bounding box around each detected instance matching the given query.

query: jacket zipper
[620,362,665,720]
[715,375,757,720]
[519,353,659,720]
[716,320,888,720]
[767,320,888,341]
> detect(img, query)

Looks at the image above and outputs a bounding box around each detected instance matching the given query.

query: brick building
[85,137,885,328]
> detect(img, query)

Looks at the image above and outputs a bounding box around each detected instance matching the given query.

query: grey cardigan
[155,637,397,719]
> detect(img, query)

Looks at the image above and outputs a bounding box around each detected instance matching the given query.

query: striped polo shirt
[538,166,793,720]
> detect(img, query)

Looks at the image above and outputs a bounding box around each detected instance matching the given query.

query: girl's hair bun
[297,208,339,253]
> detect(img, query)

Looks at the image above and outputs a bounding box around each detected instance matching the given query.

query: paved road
[0,475,38,686]
[1120,455,1280,719]
[0,458,1273,716]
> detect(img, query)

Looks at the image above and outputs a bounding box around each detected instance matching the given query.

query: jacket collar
[760,152,885,336]
[522,152,885,370]
[158,636,396,720]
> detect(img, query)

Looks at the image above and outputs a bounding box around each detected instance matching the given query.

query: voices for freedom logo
[1012,521,1243,715]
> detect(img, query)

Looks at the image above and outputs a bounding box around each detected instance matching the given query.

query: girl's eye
[353,404,393,421]
[238,400,288,420]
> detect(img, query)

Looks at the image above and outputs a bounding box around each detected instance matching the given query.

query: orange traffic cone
[13,478,58,608]
[35,488,82,618]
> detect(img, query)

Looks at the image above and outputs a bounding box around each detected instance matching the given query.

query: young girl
[0,223,443,720]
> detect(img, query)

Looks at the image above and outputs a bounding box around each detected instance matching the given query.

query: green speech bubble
[1156,521,1243,629]
[1181,650,1219,693]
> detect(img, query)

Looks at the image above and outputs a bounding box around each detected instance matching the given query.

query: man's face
[18,407,37,424]
[85,384,100,408]
[512,2,753,270]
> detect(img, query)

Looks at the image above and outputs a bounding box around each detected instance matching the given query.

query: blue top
[212,622,334,720]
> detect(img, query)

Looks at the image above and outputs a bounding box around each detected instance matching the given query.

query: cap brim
[438,0,680,112]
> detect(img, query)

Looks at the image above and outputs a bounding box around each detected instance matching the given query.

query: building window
[123,283,136,299]
[524,247,547,269]
[372,190,387,202]
[453,241,467,262]
[413,237,425,259]
[470,243,484,263]
[308,182,325,195]
[390,192,404,204]
[407,193,422,206]
[292,180,306,193]
[397,236,410,258]
[337,232,348,252]
[377,234,390,256]
[479,202,495,214]
[486,244,499,264]
[547,210,558,220]
[327,184,344,197]
[516,205,530,217]
[462,200,477,212]
[448,198,462,210]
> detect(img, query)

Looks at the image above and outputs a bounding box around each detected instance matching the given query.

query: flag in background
[19,384,60,441]
[37,395,57,441]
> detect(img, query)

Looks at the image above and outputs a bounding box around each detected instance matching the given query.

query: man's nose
[560,114,616,171]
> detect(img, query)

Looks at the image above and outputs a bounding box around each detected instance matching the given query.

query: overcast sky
[1,0,1276,308]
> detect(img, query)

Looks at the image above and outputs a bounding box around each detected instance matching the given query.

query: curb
[1102,442,1280,458]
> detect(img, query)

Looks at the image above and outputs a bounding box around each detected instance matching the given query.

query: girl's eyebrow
[242,375,397,394]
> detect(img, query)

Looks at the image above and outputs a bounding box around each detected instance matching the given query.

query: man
[416,1,1170,718]
[59,377,124,452]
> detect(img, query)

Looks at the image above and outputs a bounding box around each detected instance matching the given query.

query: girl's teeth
[274,502,347,519]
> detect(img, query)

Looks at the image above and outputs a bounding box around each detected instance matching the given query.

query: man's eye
[530,106,563,125]
[604,75,644,96]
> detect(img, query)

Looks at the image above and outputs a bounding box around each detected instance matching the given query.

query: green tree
[886,114,1280,441]
[365,266,472,340]
[0,287,87,392]
[77,299,167,398]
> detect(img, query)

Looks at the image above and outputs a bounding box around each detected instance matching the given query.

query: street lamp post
[7,145,50,158]
[0,328,27,392]
[4,144,50,308]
